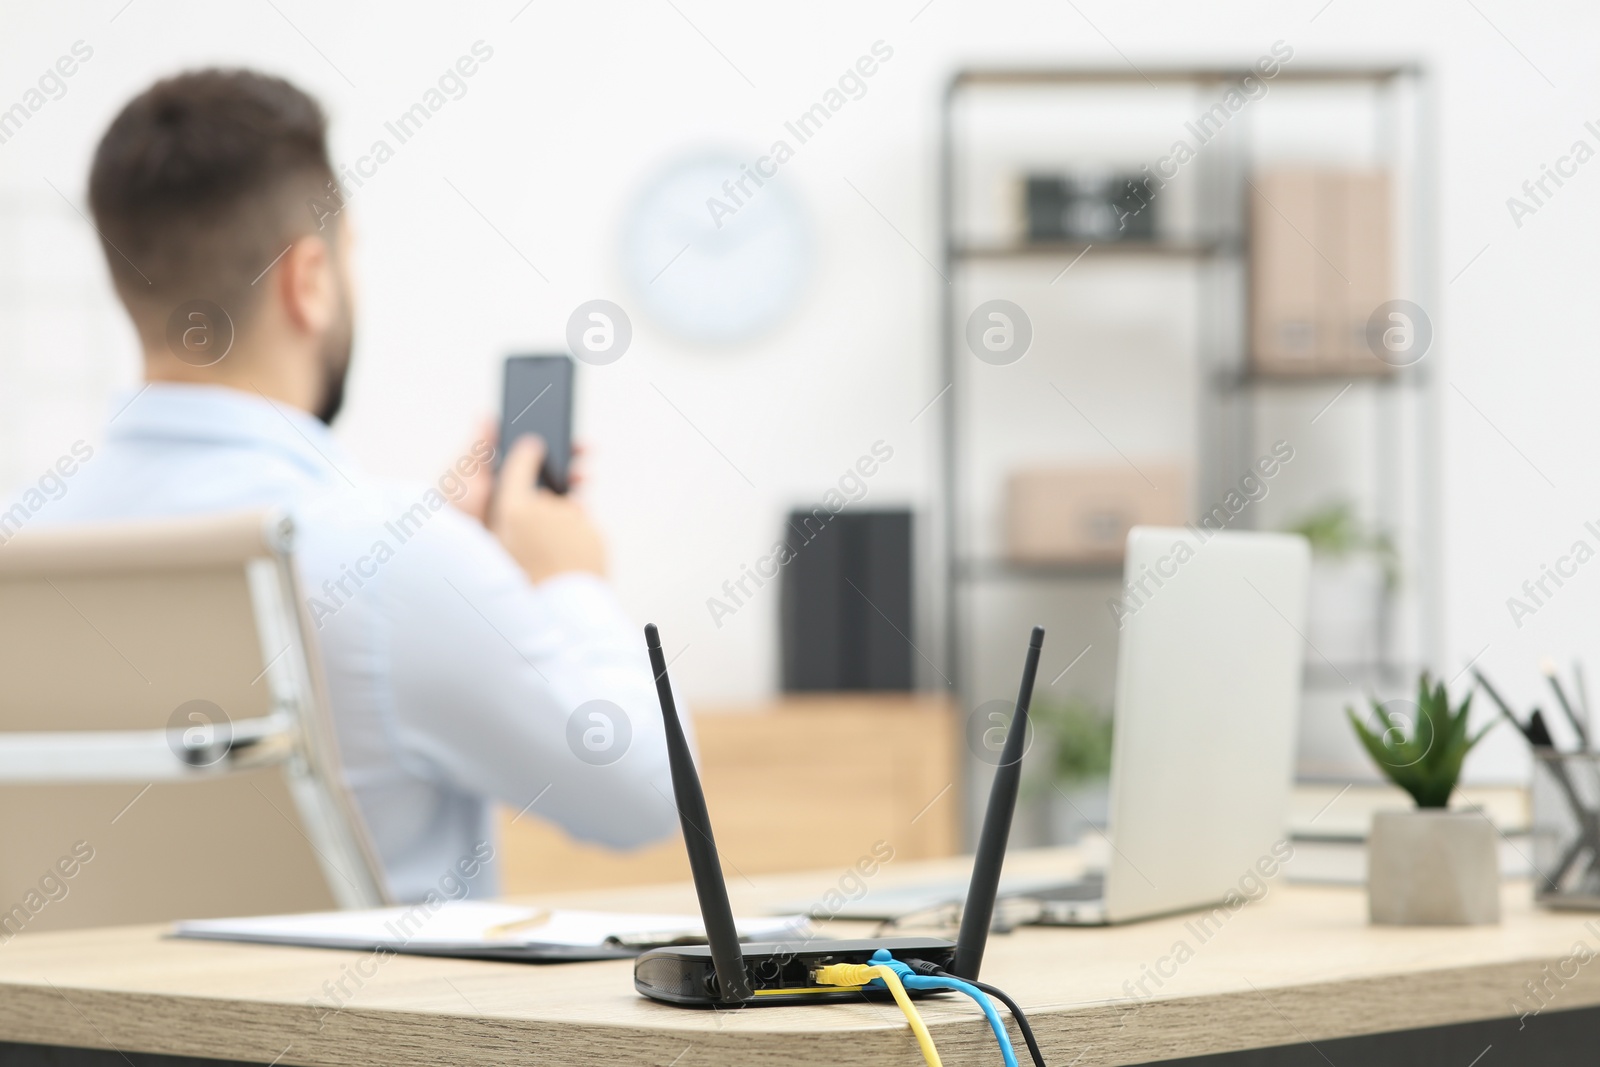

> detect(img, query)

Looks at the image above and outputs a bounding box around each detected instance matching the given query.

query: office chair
[0,509,388,933]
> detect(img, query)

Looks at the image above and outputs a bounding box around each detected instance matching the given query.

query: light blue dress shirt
[26,383,682,901]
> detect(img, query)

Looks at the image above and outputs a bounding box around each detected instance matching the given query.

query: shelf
[952,238,1239,262]
[1210,367,1430,392]
[956,558,1124,582]
[950,66,1422,89]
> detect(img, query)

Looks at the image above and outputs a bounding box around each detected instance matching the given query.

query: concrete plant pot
[1306,553,1387,666]
[1368,809,1500,925]
[1046,777,1109,845]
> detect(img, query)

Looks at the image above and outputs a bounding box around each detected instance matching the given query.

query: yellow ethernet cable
[814,963,943,1067]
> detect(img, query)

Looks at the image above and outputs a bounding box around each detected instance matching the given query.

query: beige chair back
[0,510,388,935]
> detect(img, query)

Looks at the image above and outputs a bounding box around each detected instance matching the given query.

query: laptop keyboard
[1023,872,1105,902]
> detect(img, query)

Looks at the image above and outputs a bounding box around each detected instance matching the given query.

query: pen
[1542,658,1589,751]
[484,909,552,939]
[1576,660,1593,751]
[1473,669,1532,741]
[1527,708,1556,750]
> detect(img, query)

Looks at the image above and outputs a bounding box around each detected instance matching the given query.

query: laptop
[1032,526,1308,923]
[822,526,1309,927]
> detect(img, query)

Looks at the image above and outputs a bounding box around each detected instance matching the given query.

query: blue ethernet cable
[868,950,1019,1067]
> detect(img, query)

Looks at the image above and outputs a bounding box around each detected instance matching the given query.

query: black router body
[634,623,1044,1007]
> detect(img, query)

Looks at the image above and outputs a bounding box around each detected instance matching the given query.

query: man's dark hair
[89,68,338,335]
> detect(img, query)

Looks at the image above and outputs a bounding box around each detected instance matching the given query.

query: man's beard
[314,284,355,425]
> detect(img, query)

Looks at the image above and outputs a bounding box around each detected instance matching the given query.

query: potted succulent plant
[1031,696,1114,844]
[1287,500,1398,667]
[1348,673,1498,924]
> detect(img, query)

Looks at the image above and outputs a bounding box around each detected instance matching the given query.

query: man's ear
[275,232,338,336]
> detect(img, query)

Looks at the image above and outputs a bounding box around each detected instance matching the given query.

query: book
[1292,782,1529,839]
[1287,834,1533,885]
[1288,782,1531,885]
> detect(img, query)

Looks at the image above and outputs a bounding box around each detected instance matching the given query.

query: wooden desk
[2,849,1598,1066]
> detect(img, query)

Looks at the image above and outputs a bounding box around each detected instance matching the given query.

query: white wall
[2,0,1596,783]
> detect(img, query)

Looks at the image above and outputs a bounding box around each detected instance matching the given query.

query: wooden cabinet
[497,695,959,894]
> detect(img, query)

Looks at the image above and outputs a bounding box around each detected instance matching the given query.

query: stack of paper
[173,901,812,962]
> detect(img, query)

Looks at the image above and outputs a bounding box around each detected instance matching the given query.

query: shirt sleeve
[374,499,687,851]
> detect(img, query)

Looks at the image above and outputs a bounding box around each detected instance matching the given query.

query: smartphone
[500,354,575,493]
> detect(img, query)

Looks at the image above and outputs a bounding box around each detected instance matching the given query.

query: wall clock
[621,152,810,345]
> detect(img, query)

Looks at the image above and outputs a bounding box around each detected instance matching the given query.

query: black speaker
[779,509,913,691]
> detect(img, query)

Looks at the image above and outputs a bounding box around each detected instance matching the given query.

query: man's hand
[450,416,498,526]
[452,417,590,528]
[490,435,606,583]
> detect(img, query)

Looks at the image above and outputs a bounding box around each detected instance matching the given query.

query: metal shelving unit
[933,65,1439,796]
[954,239,1238,261]
[955,559,1125,582]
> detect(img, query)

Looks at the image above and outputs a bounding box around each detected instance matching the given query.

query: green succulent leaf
[1346,672,1492,808]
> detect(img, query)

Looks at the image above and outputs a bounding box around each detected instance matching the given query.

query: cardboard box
[1250,168,1393,376]
[1005,465,1187,564]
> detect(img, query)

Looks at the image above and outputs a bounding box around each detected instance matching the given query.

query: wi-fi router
[633,623,1043,1006]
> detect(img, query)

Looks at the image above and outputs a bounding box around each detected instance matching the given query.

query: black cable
[905,960,1046,1067]
[970,978,1045,1067]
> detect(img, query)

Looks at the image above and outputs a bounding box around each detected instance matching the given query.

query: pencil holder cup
[1532,751,1600,909]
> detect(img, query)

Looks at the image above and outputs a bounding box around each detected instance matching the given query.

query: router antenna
[952,625,1044,980]
[644,624,751,1003]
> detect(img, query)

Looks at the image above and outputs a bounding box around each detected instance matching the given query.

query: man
[36,69,680,900]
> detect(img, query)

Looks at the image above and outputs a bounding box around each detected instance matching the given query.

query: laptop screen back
[1102,526,1310,923]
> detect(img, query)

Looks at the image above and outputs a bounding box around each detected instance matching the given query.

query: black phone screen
[500,354,574,493]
